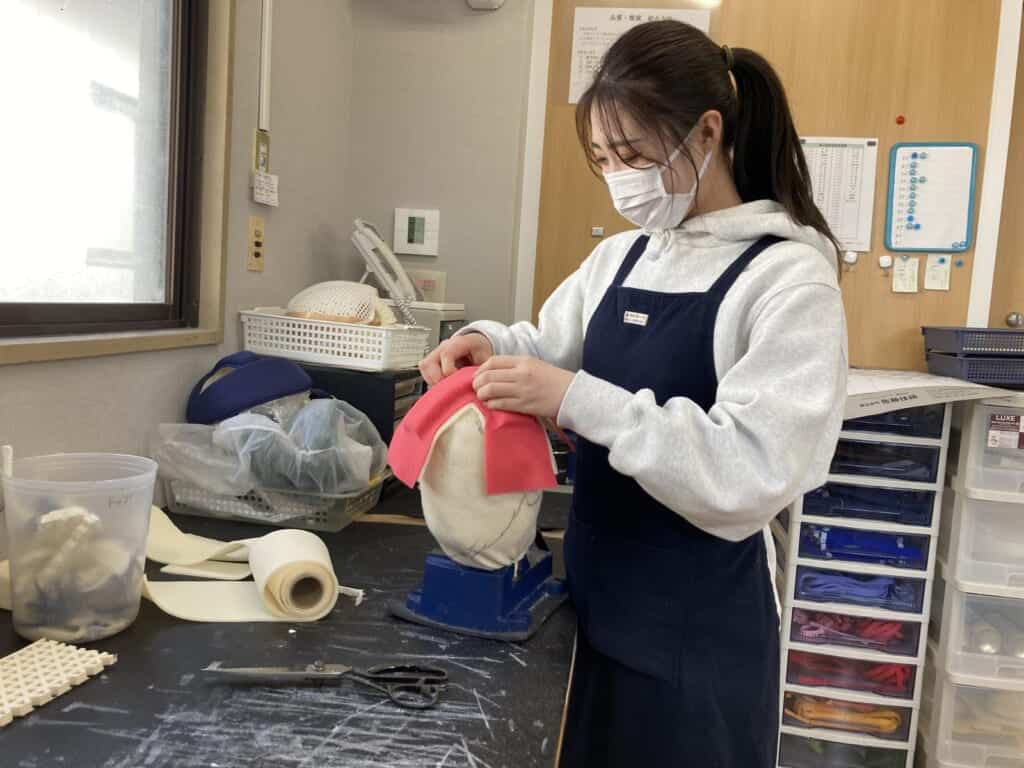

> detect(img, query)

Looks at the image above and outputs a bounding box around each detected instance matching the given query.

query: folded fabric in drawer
[777,732,908,768]
[799,524,930,570]
[782,692,912,741]
[830,440,940,483]
[790,608,921,657]
[843,404,946,439]
[795,566,926,613]
[786,650,916,698]
[803,483,935,528]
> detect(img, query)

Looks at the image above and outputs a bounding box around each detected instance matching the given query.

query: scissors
[202,660,448,710]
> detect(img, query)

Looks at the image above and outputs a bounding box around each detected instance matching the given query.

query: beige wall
[0,1,356,457]
[339,0,535,323]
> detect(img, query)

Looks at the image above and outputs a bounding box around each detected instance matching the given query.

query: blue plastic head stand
[389,536,568,642]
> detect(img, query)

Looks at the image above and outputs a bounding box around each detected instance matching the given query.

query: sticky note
[924,254,951,291]
[253,171,279,207]
[893,256,919,293]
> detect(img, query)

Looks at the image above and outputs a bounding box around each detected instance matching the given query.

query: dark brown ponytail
[577,21,840,256]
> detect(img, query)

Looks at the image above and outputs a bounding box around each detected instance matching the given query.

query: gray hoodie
[467,199,848,549]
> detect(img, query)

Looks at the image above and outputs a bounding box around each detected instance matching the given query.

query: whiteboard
[884,143,978,253]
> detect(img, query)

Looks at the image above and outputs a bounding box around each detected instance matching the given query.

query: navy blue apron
[560,234,783,768]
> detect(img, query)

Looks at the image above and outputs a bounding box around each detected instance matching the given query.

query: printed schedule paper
[885,143,978,252]
[800,137,878,253]
[568,8,711,104]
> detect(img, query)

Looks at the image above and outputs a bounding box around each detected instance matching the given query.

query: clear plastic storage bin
[799,523,931,570]
[782,691,913,741]
[831,440,942,484]
[795,565,927,613]
[945,490,1024,590]
[843,404,946,440]
[925,666,1024,767]
[786,649,917,698]
[957,400,1024,497]
[942,585,1024,683]
[778,732,908,768]
[789,607,923,657]
[803,483,936,528]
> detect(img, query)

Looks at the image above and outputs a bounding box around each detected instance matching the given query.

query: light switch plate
[248,216,265,272]
[394,208,440,256]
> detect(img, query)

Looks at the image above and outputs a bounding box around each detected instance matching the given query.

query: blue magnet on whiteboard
[919,177,926,183]
[907,215,914,222]
[910,177,917,183]
[907,223,914,230]
[938,256,947,264]
[914,223,921,230]
[955,259,964,267]
[911,152,919,159]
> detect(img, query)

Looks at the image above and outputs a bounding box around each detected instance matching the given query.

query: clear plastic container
[843,404,946,439]
[786,649,917,698]
[946,490,1024,590]
[945,588,1024,683]
[795,565,927,613]
[831,440,941,484]
[777,732,908,768]
[2,453,157,642]
[958,400,1024,497]
[789,607,922,657]
[799,523,931,570]
[803,483,936,528]
[928,670,1024,767]
[782,691,913,741]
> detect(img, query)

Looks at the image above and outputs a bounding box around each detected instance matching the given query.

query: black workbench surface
[0,492,576,768]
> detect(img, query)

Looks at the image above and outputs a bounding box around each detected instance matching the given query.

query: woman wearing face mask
[419,20,846,768]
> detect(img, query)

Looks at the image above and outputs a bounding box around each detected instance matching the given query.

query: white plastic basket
[163,478,382,532]
[240,307,429,371]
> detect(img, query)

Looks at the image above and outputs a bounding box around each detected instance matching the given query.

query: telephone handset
[351,220,423,326]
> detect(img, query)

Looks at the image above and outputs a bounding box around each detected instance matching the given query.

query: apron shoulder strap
[707,235,785,297]
[610,234,651,288]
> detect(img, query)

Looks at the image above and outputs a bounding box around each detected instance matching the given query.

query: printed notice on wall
[568,8,711,104]
[800,137,879,252]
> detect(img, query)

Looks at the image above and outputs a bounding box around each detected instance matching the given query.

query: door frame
[512,0,1022,327]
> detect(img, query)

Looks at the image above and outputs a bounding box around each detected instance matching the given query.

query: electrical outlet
[248,215,265,272]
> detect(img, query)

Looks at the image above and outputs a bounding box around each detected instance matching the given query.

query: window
[0,0,206,337]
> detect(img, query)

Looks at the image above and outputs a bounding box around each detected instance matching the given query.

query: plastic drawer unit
[777,732,908,768]
[956,400,1024,497]
[922,663,1024,768]
[843,403,947,440]
[802,483,937,528]
[830,439,941,484]
[789,607,923,657]
[795,565,927,614]
[782,691,913,742]
[786,649,916,698]
[798,523,931,570]
[943,489,1024,591]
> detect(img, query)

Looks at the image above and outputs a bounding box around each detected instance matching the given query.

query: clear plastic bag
[212,399,386,495]
[152,423,254,495]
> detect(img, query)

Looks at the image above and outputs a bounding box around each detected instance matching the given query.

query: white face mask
[603,135,712,232]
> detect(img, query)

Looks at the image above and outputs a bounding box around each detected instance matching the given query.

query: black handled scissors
[202,660,448,709]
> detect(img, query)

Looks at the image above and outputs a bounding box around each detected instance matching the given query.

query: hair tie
[721,44,734,71]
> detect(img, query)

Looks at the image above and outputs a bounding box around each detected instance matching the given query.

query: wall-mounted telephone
[351,219,422,324]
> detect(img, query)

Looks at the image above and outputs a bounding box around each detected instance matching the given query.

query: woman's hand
[473,356,575,420]
[419,333,495,386]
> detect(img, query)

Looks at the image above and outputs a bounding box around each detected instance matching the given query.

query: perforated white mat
[0,638,116,726]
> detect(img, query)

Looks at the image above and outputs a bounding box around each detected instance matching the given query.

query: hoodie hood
[653,200,839,274]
